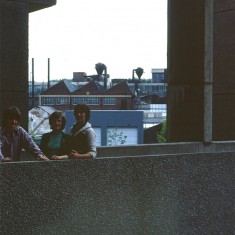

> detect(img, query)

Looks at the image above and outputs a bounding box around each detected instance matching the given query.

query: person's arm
[0,136,13,162]
[88,128,97,158]
[20,127,49,161]
[0,139,5,161]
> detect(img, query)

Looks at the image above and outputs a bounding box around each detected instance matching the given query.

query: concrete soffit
[28,0,56,13]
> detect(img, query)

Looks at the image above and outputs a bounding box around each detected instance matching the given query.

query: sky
[29,0,167,82]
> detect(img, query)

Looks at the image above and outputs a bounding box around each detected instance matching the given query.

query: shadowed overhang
[28,0,56,13]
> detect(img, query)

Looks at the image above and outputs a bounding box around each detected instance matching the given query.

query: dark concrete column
[167,0,235,142]
[0,0,56,130]
[0,0,29,128]
[167,0,207,142]
[213,1,235,140]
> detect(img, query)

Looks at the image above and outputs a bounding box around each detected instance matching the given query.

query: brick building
[39,80,134,111]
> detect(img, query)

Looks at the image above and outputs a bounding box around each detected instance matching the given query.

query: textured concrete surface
[1,152,234,234]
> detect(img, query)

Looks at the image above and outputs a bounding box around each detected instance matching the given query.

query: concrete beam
[28,0,56,13]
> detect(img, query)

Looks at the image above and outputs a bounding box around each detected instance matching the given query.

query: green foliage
[157,119,167,143]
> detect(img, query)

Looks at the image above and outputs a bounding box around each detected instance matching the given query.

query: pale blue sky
[29,0,167,82]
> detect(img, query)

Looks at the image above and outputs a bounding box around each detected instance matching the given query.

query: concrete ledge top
[96,141,235,158]
[18,141,235,161]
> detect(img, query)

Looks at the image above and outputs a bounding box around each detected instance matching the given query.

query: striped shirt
[0,126,44,161]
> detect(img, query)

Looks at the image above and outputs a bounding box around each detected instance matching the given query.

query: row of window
[40,97,116,105]
[140,85,167,92]
[129,84,167,92]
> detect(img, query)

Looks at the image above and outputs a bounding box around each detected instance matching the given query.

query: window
[72,97,86,105]
[41,97,55,105]
[72,97,99,105]
[56,97,69,105]
[86,97,99,105]
[104,97,116,105]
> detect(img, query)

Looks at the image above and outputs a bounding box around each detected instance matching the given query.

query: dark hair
[2,106,21,126]
[49,111,66,130]
[74,103,90,122]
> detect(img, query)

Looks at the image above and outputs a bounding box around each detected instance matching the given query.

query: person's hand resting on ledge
[51,155,69,160]
[37,155,50,161]
[69,150,92,159]
[1,157,13,162]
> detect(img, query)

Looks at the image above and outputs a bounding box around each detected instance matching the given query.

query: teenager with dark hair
[69,104,96,159]
[0,106,49,162]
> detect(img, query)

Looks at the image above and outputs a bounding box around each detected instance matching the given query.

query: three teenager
[0,104,96,162]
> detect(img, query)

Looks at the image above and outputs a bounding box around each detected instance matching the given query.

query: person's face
[51,117,63,131]
[6,117,19,131]
[74,110,86,124]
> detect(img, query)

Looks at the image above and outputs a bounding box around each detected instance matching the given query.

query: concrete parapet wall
[1,150,234,234]
[96,141,235,158]
[21,141,235,161]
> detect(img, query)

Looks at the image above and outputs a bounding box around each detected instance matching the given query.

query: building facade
[151,68,167,83]
[39,80,134,111]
